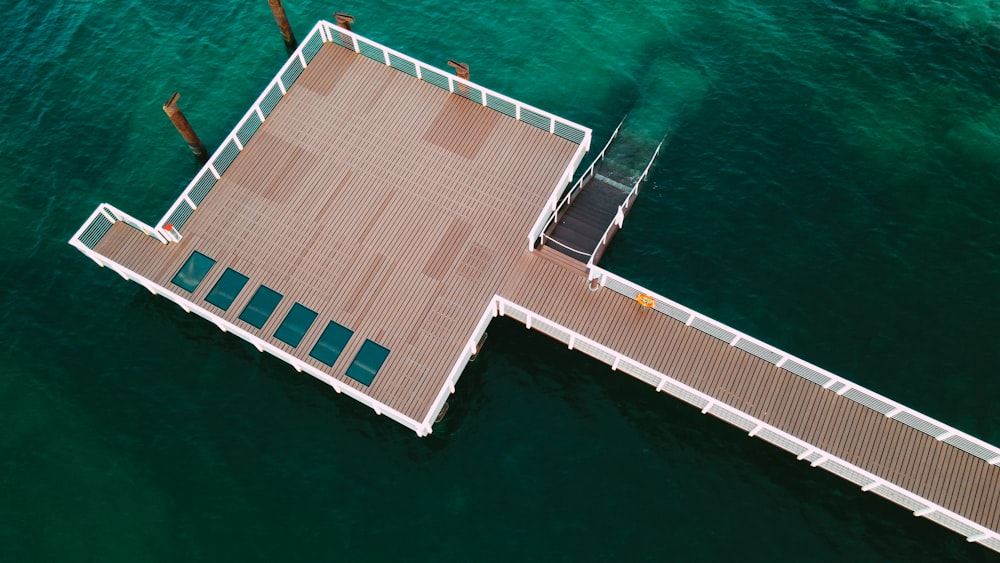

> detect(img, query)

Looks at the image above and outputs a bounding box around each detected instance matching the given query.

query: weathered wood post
[447,60,470,96]
[267,0,297,54]
[447,60,470,81]
[334,12,354,30]
[162,93,208,162]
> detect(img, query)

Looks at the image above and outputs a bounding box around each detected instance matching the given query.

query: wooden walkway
[90,41,579,424]
[545,177,628,262]
[499,246,1000,542]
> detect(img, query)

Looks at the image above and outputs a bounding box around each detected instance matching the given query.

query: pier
[70,20,1000,553]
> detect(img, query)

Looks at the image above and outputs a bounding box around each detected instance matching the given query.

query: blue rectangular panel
[309,321,353,367]
[171,251,216,293]
[204,268,249,311]
[345,339,390,386]
[238,285,283,329]
[274,303,318,348]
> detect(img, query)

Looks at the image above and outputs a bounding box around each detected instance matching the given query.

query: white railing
[526,145,590,251]
[151,19,591,242]
[156,21,329,235]
[319,21,592,146]
[67,236,426,435]
[493,295,1000,552]
[70,203,168,251]
[584,138,664,267]
[587,264,1000,467]
[419,300,498,435]
[540,116,627,235]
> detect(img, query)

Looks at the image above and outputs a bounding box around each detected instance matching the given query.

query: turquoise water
[2,0,999,560]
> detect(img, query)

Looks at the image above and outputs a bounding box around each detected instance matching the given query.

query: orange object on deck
[636,294,656,309]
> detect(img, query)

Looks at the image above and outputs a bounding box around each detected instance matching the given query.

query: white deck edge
[493,294,1000,553]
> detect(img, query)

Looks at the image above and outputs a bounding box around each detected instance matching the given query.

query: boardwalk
[69,20,1000,553]
[500,246,1000,545]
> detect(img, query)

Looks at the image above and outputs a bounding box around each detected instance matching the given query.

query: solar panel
[346,340,390,386]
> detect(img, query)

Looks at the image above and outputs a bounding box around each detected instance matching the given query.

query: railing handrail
[539,116,628,238]
[68,237,425,434]
[419,299,497,435]
[587,263,1000,465]
[320,21,592,142]
[146,19,591,248]
[156,21,328,232]
[69,202,168,250]
[493,295,1000,549]
[584,138,664,266]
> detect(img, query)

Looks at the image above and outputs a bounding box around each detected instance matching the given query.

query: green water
[2,1,999,560]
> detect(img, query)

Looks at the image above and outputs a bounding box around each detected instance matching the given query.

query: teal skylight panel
[309,321,353,367]
[238,285,283,328]
[204,268,249,311]
[345,340,390,386]
[171,251,216,292]
[274,303,318,348]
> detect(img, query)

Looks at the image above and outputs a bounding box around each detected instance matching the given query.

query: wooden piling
[268,0,298,53]
[162,93,207,162]
[447,60,470,81]
[334,12,355,30]
[447,60,470,97]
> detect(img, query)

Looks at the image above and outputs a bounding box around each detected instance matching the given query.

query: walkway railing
[419,300,497,436]
[70,203,167,252]
[156,21,329,236]
[587,264,1000,467]
[584,138,663,267]
[526,145,591,252]
[316,21,593,255]
[540,116,627,235]
[67,232,427,435]
[319,22,591,145]
[149,19,590,248]
[494,294,1000,552]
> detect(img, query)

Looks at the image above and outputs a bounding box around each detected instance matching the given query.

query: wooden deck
[91,41,579,423]
[499,246,1000,537]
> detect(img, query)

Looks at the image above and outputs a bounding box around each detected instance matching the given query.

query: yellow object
[636,294,656,309]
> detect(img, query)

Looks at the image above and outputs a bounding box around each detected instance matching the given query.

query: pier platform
[70,19,1000,553]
